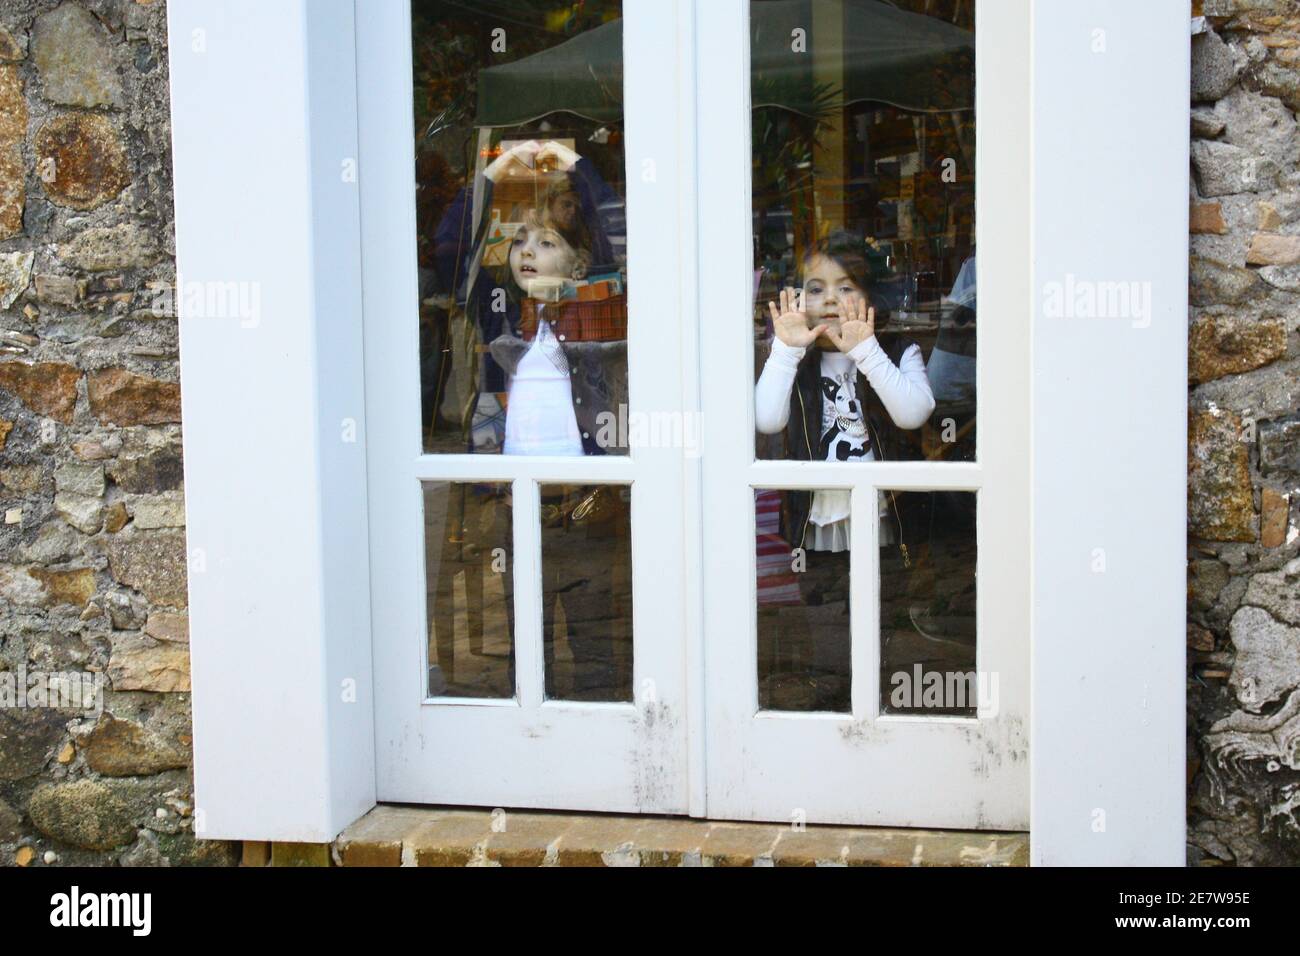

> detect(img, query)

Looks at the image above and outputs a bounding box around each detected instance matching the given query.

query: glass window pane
[755,488,851,713]
[750,0,975,465]
[539,484,633,702]
[423,481,514,698]
[880,490,977,716]
[411,1,629,456]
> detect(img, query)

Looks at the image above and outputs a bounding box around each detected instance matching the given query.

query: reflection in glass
[750,0,975,464]
[880,490,977,716]
[411,1,628,456]
[423,482,514,698]
[755,488,851,713]
[539,484,633,702]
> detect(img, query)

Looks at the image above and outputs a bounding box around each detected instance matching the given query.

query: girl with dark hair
[754,231,935,711]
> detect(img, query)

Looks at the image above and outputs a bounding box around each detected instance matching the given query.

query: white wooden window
[697,0,1029,829]
[360,0,693,811]
[169,0,1188,864]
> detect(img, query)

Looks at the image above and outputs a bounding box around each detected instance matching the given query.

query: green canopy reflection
[474,0,973,128]
[475,17,625,128]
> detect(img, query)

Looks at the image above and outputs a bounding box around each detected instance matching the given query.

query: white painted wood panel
[1029,0,1189,866]
[169,0,375,842]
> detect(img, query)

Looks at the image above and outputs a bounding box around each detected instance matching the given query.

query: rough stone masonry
[0,0,1297,867]
[1188,0,1300,865]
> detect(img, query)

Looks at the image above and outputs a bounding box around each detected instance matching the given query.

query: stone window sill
[250,805,1030,867]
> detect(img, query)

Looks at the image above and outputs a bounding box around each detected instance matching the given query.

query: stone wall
[1188,1,1300,865]
[0,0,1297,867]
[0,0,235,866]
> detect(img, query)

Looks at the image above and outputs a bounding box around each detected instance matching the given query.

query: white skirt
[806,489,893,552]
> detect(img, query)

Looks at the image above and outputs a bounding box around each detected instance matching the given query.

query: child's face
[801,254,865,336]
[509,220,581,288]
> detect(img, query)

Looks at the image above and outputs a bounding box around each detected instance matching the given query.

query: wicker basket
[520,294,628,342]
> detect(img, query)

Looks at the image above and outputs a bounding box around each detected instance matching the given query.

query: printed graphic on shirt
[818,368,869,462]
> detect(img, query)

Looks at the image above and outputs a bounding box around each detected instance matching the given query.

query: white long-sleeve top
[755,336,935,436]
[755,335,935,551]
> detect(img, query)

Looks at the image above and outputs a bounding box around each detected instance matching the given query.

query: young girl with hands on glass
[754,232,935,711]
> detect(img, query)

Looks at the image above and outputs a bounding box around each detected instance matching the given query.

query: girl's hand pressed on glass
[823,294,875,354]
[769,287,827,348]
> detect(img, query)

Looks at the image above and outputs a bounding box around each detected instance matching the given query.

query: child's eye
[540,239,555,248]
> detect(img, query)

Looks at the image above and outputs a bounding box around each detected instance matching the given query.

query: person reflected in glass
[429,139,622,454]
[754,232,935,711]
[923,251,976,469]
[485,171,632,701]
[488,174,626,457]
[498,207,591,455]
[901,250,978,653]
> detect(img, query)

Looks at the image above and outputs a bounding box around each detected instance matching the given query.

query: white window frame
[357,0,696,814]
[168,0,1188,864]
[696,0,1031,831]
